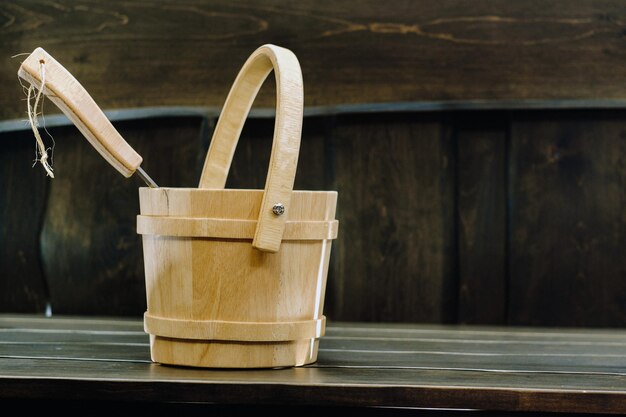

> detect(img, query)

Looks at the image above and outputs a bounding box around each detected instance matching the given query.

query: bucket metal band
[137,216,338,240]
[144,313,326,342]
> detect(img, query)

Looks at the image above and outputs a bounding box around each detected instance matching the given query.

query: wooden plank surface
[4,0,626,121]
[329,114,456,323]
[0,315,625,414]
[456,116,507,324]
[508,111,626,327]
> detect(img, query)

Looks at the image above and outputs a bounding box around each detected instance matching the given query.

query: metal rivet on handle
[272,203,285,216]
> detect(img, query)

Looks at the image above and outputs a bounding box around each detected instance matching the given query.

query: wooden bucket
[138,45,338,368]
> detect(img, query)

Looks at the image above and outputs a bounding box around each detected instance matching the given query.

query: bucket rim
[138,187,338,195]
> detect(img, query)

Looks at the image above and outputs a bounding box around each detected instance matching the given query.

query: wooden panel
[5,328,626,375]
[2,110,623,325]
[4,1,626,121]
[508,111,626,327]
[0,131,49,313]
[1,316,626,414]
[456,117,507,324]
[225,116,328,192]
[40,117,204,315]
[328,114,456,323]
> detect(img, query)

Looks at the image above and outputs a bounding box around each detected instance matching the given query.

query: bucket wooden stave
[139,44,338,368]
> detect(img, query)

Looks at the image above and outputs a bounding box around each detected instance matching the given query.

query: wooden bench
[1,315,624,414]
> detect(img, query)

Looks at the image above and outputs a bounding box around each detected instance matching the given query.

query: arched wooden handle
[18,47,143,177]
[199,44,303,253]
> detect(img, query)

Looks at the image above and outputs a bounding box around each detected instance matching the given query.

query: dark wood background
[0,1,624,326]
[5,0,626,119]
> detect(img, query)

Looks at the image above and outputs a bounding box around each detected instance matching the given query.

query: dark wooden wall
[1,110,624,326]
[0,1,625,326]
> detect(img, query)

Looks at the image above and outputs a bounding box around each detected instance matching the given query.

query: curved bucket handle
[198,44,303,253]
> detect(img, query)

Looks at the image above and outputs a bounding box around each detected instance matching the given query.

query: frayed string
[26,60,55,178]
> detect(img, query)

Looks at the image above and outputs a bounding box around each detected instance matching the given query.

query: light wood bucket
[138,45,338,368]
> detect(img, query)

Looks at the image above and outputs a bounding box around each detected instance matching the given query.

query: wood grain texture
[0,131,49,313]
[328,114,456,323]
[40,117,204,316]
[1,315,626,414]
[508,111,626,327]
[456,117,507,324]
[5,0,626,121]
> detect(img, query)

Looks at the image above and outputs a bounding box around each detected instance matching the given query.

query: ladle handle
[18,47,143,178]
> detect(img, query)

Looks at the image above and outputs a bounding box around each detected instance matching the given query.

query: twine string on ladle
[18,48,158,188]
[26,59,54,178]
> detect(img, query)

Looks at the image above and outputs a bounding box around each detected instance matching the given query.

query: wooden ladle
[18,47,158,187]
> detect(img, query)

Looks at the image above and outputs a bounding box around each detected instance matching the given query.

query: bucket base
[149,335,320,368]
